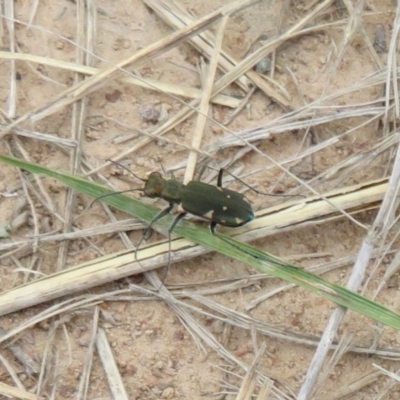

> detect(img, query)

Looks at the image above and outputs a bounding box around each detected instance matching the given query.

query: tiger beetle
[116,167,251,276]
[103,161,297,285]
[141,167,255,235]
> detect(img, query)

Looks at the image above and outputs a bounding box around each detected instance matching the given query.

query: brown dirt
[1,1,400,399]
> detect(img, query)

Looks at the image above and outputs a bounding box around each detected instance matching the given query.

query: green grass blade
[1,154,400,330]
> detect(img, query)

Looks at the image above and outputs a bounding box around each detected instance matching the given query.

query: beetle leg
[196,164,207,181]
[217,167,224,187]
[219,168,302,198]
[135,203,174,271]
[158,211,188,286]
[210,221,217,234]
[168,211,187,233]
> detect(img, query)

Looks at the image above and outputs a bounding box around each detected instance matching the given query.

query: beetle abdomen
[181,181,254,227]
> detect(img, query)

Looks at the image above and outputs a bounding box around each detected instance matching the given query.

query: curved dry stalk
[0,177,387,316]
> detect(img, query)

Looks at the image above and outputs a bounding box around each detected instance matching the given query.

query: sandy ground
[1,0,400,399]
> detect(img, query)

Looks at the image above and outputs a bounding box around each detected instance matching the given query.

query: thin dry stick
[0,327,39,374]
[149,7,369,232]
[0,51,240,107]
[270,0,290,79]
[223,86,256,126]
[86,14,344,178]
[314,332,356,396]
[76,306,99,399]
[373,365,400,398]
[318,0,365,101]
[0,352,24,393]
[256,381,273,400]
[0,120,77,146]
[16,167,39,253]
[213,0,335,98]
[0,381,43,400]
[235,342,267,400]
[217,104,386,149]
[185,291,400,359]
[184,16,228,184]
[298,128,400,398]
[0,294,110,344]
[317,0,383,107]
[0,220,144,252]
[144,0,290,108]
[0,0,259,138]
[4,0,16,118]
[103,114,214,155]
[342,0,383,69]
[57,0,93,272]
[12,140,58,217]
[316,371,382,400]
[27,0,40,26]
[96,328,129,400]
[385,4,400,119]
[131,285,288,396]
[36,323,57,398]
[374,248,400,297]
[0,177,388,317]
[144,0,251,91]
[164,294,295,399]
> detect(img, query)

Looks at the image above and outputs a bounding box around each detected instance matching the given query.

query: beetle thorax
[144,172,183,204]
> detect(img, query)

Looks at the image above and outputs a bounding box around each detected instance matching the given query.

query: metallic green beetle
[142,168,254,235]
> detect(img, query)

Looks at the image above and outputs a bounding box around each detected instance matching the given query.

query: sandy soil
[1,0,400,399]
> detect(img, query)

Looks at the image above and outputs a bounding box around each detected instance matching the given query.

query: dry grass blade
[132,285,289,398]
[212,0,336,102]
[84,3,345,178]
[216,103,388,149]
[385,3,400,118]
[0,352,25,397]
[1,1,400,397]
[0,121,77,146]
[0,177,387,316]
[36,321,57,398]
[316,370,382,400]
[0,381,44,400]
[0,295,104,344]
[77,307,99,399]
[235,342,267,400]
[127,284,274,387]
[0,51,240,108]
[56,0,94,272]
[298,19,400,395]
[372,364,400,397]
[0,0,259,138]
[0,219,144,252]
[229,178,387,240]
[4,0,16,118]
[144,0,291,108]
[184,16,228,183]
[182,292,400,359]
[96,328,129,399]
[144,0,252,91]
[0,328,39,374]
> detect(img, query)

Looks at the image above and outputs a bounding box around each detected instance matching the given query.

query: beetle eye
[144,187,156,197]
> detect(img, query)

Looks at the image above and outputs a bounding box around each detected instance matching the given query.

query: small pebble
[140,105,160,124]
[161,387,175,399]
[374,24,387,53]
[255,56,271,74]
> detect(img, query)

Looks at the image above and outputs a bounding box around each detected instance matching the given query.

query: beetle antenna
[90,188,143,208]
[219,168,304,198]
[134,204,175,290]
[106,159,147,183]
